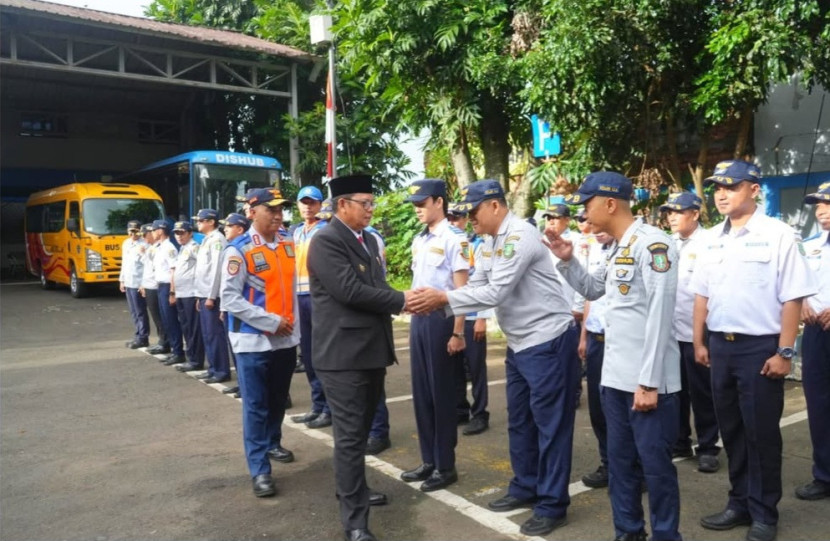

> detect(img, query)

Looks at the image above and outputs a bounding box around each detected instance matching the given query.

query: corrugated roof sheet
[0,0,316,62]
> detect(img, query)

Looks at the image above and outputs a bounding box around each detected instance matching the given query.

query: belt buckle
[724,333,736,342]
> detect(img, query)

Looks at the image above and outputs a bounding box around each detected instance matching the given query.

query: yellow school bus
[25,183,164,297]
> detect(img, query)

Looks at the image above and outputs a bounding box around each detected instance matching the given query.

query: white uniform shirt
[690,208,817,335]
[411,218,469,291]
[571,231,591,314]
[446,212,573,352]
[558,219,682,394]
[194,229,227,300]
[141,242,159,289]
[465,234,495,321]
[549,229,577,312]
[672,226,703,343]
[583,237,612,334]
[172,239,199,298]
[154,238,178,284]
[803,229,830,313]
[220,226,300,353]
[119,237,146,289]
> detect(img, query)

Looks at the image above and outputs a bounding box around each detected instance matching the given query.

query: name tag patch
[615,257,635,265]
[429,247,445,255]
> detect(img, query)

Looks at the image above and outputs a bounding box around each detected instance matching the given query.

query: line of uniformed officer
[120,219,150,349]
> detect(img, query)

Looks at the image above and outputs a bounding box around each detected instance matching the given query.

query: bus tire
[69,266,87,298]
[40,267,55,290]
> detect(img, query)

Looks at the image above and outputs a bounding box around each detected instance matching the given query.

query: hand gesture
[543,226,574,261]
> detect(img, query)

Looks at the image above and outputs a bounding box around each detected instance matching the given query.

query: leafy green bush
[372,190,419,287]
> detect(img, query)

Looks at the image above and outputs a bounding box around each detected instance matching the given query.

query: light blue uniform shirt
[804,229,830,313]
[411,218,469,290]
[194,229,227,300]
[583,238,612,334]
[672,226,703,343]
[119,237,146,289]
[172,239,199,298]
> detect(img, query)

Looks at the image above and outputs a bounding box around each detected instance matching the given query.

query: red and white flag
[325,70,336,179]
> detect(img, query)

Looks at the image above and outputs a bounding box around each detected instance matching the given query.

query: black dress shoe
[252,473,276,497]
[267,445,295,463]
[487,494,537,512]
[519,514,566,536]
[746,522,777,541]
[672,446,694,458]
[420,468,458,492]
[233,392,242,399]
[126,339,149,349]
[163,355,186,365]
[614,530,647,541]
[463,416,489,436]
[176,363,203,372]
[700,508,752,530]
[196,372,213,379]
[147,345,170,354]
[795,480,830,500]
[457,413,470,425]
[222,386,240,394]
[291,411,320,424]
[306,412,332,428]
[294,359,306,373]
[344,528,377,541]
[698,454,720,473]
[365,436,391,455]
[401,463,434,482]
[582,465,609,488]
[369,490,388,506]
[204,376,230,384]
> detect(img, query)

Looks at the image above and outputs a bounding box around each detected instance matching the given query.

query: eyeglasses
[344,198,376,211]
[576,216,588,223]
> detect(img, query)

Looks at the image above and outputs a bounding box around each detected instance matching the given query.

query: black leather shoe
[294,359,306,373]
[519,514,566,536]
[457,413,470,425]
[582,465,609,488]
[176,363,203,372]
[365,436,391,455]
[163,355,186,366]
[420,468,458,492]
[614,530,647,541]
[487,494,536,512]
[795,480,830,500]
[463,416,489,436]
[267,446,295,463]
[147,345,170,354]
[369,490,388,506]
[344,528,377,541]
[746,522,777,541]
[672,446,694,458]
[700,509,752,530]
[698,454,720,473]
[233,392,242,399]
[204,376,230,384]
[291,411,320,424]
[196,372,213,379]
[306,412,332,428]
[401,463,434,482]
[222,386,240,394]
[126,339,149,349]
[252,474,276,497]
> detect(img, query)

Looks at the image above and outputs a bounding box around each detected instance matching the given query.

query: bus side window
[46,201,66,232]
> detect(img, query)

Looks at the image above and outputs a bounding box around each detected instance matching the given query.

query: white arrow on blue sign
[531,114,561,158]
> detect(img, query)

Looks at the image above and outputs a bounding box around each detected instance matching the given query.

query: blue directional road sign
[531,115,561,158]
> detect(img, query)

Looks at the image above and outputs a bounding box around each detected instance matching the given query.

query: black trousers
[676,341,720,455]
[144,287,168,347]
[317,368,385,531]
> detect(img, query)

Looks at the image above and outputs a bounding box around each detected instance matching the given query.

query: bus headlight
[85,248,103,272]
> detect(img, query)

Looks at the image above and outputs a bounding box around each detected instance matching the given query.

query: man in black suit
[307,174,409,541]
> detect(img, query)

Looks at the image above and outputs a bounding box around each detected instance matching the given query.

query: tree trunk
[734,105,753,159]
[479,97,511,191]
[664,108,682,189]
[506,174,536,218]
[451,126,476,188]
[691,128,711,224]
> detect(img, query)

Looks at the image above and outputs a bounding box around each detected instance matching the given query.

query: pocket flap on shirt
[740,248,770,262]
[612,267,634,282]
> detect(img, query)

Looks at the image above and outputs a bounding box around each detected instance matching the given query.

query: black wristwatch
[776,346,795,360]
[452,332,464,339]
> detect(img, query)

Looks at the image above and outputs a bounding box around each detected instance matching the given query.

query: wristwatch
[452,333,464,339]
[776,346,795,360]
[639,385,657,392]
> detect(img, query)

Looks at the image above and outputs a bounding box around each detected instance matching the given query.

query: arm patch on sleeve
[227,255,243,276]
[647,242,670,273]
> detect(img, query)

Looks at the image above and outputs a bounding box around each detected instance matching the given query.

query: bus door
[39,200,70,283]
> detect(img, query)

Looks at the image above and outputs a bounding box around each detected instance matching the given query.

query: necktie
[357,233,369,254]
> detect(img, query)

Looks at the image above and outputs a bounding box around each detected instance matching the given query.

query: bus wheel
[69,266,87,298]
[40,268,55,290]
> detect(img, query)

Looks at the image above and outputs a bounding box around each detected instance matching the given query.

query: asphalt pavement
[1,281,827,540]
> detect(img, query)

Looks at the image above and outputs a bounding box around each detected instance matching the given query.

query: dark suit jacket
[307,217,404,371]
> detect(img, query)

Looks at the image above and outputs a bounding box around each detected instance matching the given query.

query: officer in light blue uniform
[795,181,830,501]
[549,171,682,541]
[171,220,205,372]
[152,220,185,365]
[121,219,150,349]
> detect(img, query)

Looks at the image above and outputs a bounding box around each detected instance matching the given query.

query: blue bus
[117,150,282,221]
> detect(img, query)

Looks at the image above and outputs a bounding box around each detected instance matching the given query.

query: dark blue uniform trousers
[298,295,330,414]
[369,389,389,440]
[676,341,720,455]
[144,287,168,347]
[586,332,608,466]
[125,287,149,341]
[710,333,783,525]
[176,296,204,367]
[455,319,489,421]
[198,298,230,379]
[506,330,578,520]
[410,311,458,471]
[801,324,830,485]
[235,347,295,477]
[157,282,183,356]
[602,387,680,540]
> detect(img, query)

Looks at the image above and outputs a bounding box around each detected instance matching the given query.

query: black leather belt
[588,331,605,342]
[711,331,778,342]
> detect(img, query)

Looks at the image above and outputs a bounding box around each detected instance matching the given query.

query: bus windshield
[83,198,165,235]
[194,164,280,216]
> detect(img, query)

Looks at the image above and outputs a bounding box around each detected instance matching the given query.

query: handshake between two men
[402,288,450,315]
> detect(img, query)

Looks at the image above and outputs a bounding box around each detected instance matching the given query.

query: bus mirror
[67,218,80,233]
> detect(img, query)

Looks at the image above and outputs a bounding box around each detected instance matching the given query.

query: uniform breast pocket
[740,248,771,284]
[426,250,445,267]
[610,266,636,303]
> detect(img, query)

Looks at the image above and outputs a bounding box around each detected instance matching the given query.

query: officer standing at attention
[121,219,150,349]
[659,192,721,473]
[170,221,205,373]
[194,209,231,384]
[446,203,493,436]
[218,212,251,398]
[307,175,407,541]
[692,160,816,541]
[139,224,169,355]
[152,221,185,366]
[221,188,299,497]
[408,179,577,537]
[796,181,830,501]
[547,171,682,541]
[290,185,334,429]
[401,179,469,493]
